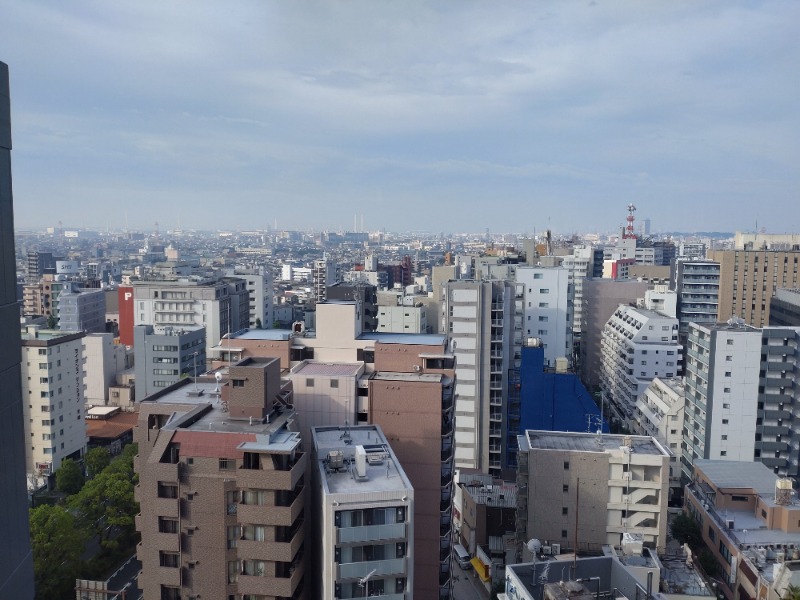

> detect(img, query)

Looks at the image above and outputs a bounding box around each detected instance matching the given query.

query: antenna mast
[624,204,637,239]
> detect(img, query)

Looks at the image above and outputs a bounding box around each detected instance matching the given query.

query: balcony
[238,560,305,598]
[338,557,407,580]
[239,523,304,562]
[237,452,307,491]
[338,522,407,544]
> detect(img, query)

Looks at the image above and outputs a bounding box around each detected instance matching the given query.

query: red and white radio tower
[624,204,637,239]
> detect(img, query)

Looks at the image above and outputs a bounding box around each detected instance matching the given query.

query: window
[561,529,568,538]
[241,525,266,542]
[538,302,549,308]
[158,517,178,534]
[157,483,178,499]
[723,388,730,394]
[563,461,570,470]
[720,451,727,456]
[159,552,179,568]
[563,484,569,492]
[160,586,180,600]
[562,507,568,515]
[722,419,729,425]
[731,495,748,502]
[721,435,727,440]
[232,379,245,388]
[725,372,732,377]
[242,559,267,576]
[534,273,543,279]
[306,378,315,387]
[538,316,548,322]
[722,403,730,409]
[539,289,550,294]
[727,339,734,345]
[330,379,339,389]
[219,458,235,470]
[725,356,732,361]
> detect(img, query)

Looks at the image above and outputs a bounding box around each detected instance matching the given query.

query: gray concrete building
[0,61,35,598]
[673,259,720,348]
[58,287,107,333]
[133,325,206,400]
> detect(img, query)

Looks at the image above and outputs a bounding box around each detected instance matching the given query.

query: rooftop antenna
[340,399,352,442]
[193,351,199,393]
[214,370,222,394]
[624,204,637,239]
[527,538,541,587]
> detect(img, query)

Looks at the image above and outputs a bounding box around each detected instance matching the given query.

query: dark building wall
[0,61,35,599]
[770,292,800,327]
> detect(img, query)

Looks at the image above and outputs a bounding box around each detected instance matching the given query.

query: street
[451,563,491,600]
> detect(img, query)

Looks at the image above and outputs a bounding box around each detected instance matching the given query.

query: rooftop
[372,371,448,383]
[357,332,446,346]
[522,430,669,456]
[291,361,363,377]
[313,425,413,496]
[229,328,294,341]
[695,460,778,493]
[143,380,299,449]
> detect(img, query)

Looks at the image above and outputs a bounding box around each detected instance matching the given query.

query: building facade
[516,431,670,555]
[600,305,681,427]
[57,287,107,333]
[674,259,720,348]
[134,359,307,600]
[708,249,800,327]
[20,326,86,489]
[312,425,414,599]
[770,288,800,326]
[516,266,572,367]
[133,325,206,400]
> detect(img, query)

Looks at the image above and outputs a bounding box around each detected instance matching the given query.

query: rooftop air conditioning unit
[551,543,561,555]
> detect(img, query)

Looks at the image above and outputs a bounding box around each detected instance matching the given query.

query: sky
[1,1,798,234]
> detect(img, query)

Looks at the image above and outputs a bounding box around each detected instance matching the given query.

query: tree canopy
[29,504,88,600]
[55,457,84,495]
[85,446,111,479]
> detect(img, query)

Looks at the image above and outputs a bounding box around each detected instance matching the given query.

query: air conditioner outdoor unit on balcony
[551,543,561,555]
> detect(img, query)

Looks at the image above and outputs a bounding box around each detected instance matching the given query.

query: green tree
[29,504,88,600]
[670,512,702,548]
[46,314,57,329]
[255,317,263,329]
[55,457,85,495]
[697,548,719,577]
[70,443,139,551]
[85,447,111,479]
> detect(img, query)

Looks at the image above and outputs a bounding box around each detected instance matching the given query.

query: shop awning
[470,556,490,582]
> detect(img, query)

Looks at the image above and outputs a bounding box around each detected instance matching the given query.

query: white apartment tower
[20,326,86,489]
[442,279,518,476]
[600,304,681,427]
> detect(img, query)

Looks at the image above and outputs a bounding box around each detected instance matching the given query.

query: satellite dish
[215,371,223,382]
[528,539,542,554]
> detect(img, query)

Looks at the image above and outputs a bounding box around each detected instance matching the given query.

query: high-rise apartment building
[442,279,517,476]
[235,266,274,330]
[673,259,720,350]
[134,359,306,600]
[561,245,604,340]
[0,60,35,598]
[516,431,670,555]
[20,326,86,489]
[683,322,800,480]
[326,281,378,331]
[311,425,414,599]
[133,325,206,400]
[708,249,800,327]
[600,304,681,427]
[312,257,337,302]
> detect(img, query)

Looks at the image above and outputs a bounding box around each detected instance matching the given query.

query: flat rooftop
[358,332,446,346]
[522,430,669,456]
[229,329,293,341]
[313,426,412,495]
[695,460,777,493]
[372,371,446,383]
[144,380,299,448]
[292,361,363,377]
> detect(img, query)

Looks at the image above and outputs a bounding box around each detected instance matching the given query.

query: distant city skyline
[1,1,798,233]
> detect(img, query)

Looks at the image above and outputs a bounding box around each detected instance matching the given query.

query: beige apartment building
[516,431,670,558]
[708,249,800,327]
[134,357,306,600]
